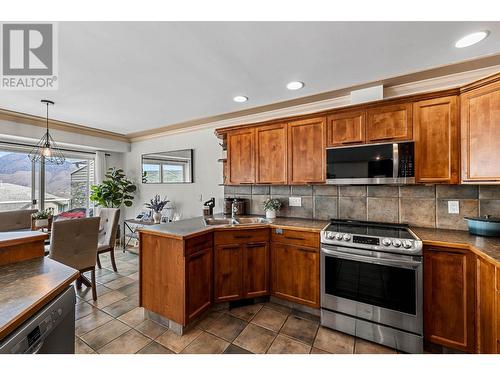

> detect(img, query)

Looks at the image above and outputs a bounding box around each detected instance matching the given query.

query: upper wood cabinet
[413,96,459,184]
[461,79,500,183]
[326,110,366,147]
[255,123,287,184]
[227,128,255,184]
[367,103,413,143]
[287,117,326,184]
[424,246,476,353]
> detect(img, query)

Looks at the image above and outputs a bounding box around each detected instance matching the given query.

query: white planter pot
[153,211,162,224]
[35,219,48,227]
[265,210,277,219]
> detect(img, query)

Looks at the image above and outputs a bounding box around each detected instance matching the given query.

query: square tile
[229,303,263,322]
[313,185,338,196]
[313,327,354,354]
[249,195,270,216]
[291,185,313,196]
[233,323,276,354]
[354,339,397,354]
[399,198,436,228]
[267,334,311,354]
[75,337,96,354]
[80,319,131,350]
[181,332,230,354]
[479,199,500,217]
[339,186,366,197]
[194,310,224,330]
[280,315,319,345]
[399,185,435,198]
[75,301,98,320]
[436,199,478,230]
[205,313,247,342]
[135,319,168,339]
[101,295,139,318]
[436,185,478,199]
[117,307,146,327]
[367,197,399,223]
[251,307,288,332]
[271,186,290,195]
[75,310,114,336]
[98,329,151,354]
[103,276,136,290]
[479,185,500,199]
[116,281,139,297]
[263,302,291,315]
[223,344,252,354]
[314,196,338,220]
[88,290,127,308]
[339,197,367,221]
[136,341,174,354]
[287,196,313,219]
[367,186,399,198]
[252,185,270,195]
[95,271,123,284]
[156,328,202,353]
[310,347,329,354]
[77,284,112,301]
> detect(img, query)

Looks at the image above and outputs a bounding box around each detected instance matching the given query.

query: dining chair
[96,208,120,272]
[48,217,100,300]
[0,209,37,232]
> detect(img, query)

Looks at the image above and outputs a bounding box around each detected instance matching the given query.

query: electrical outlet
[448,200,459,214]
[289,196,302,207]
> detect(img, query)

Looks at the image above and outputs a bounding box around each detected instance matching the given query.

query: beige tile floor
[74,250,400,354]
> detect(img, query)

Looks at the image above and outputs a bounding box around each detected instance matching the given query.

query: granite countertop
[138,214,328,240]
[412,227,500,264]
[0,257,79,341]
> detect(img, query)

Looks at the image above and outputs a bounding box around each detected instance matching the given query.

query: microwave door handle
[393,143,399,178]
[322,248,420,269]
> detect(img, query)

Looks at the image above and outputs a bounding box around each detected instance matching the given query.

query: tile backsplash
[224,184,500,230]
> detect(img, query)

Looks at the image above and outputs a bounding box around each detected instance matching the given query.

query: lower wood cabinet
[423,246,476,353]
[271,242,320,308]
[476,257,497,353]
[186,246,212,322]
[243,242,270,298]
[214,244,243,301]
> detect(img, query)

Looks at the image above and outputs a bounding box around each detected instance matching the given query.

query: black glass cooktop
[325,219,415,239]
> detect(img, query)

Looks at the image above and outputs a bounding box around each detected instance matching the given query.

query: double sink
[203,217,269,226]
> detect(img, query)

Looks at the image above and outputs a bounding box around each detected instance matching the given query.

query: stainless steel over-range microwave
[326,141,415,185]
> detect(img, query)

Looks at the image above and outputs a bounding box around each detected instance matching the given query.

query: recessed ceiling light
[233,95,248,103]
[455,31,489,48]
[287,81,305,90]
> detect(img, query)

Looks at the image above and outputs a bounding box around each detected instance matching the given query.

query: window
[0,149,37,211]
[162,163,185,183]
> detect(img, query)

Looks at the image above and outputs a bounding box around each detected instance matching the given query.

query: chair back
[0,209,37,232]
[97,208,120,249]
[49,217,100,271]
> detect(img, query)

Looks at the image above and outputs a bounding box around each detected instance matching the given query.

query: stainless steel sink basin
[203,217,269,226]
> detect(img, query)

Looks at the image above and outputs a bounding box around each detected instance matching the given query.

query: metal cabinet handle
[246,243,263,248]
[234,235,252,239]
[284,236,304,241]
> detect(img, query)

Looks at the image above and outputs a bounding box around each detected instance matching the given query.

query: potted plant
[145,195,169,223]
[262,198,282,219]
[32,208,54,229]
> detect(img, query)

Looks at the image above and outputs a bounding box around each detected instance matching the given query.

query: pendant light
[29,100,65,165]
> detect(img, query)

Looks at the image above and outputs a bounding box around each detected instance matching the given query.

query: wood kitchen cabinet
[476,257,498,353]
[423,246,476,353]
[460,77,500,183]
[271,229,320,308]
[255,123,288,184]
[413,96,459,184]
[227,127,255,184]
[287,116,326,184]
[326,110,366,147]
[214,229,270,302]
[186,245,212,322]
[367,103,412,143]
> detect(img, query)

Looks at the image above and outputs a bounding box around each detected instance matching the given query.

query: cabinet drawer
[185,233,213,257]
[271,228,319,249]
[215,229,270,246]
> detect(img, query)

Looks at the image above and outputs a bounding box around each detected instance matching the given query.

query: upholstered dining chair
[96,208,120,272]
[0,209,37,232]
[48,217,100,300]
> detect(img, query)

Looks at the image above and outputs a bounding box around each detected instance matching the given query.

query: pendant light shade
[29,100,65,165]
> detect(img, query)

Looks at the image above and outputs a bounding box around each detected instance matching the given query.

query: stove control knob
[335,233,343,240]
[343,234,351,241]
[402,240,412,249]
[326,232,334,240]
[392,239,402,248]
[382,238,391,247]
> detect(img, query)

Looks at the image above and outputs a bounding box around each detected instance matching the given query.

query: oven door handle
[321,248,421,269]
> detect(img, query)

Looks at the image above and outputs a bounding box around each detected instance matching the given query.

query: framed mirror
[142,149,193,184]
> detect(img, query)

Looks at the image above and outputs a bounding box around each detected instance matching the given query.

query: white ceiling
[1,21,500,135]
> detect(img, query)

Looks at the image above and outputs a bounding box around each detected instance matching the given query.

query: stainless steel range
[320,219,423,353]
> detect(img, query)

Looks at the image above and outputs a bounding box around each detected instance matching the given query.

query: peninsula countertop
[0,257,79,341]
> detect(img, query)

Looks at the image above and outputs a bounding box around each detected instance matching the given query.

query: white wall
[124,127,224,220]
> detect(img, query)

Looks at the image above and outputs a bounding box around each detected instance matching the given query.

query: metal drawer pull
[247,244,263,248]
[284,236,304,240]
[234,235,252,239]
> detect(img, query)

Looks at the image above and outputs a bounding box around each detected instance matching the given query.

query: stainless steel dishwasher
[0,285,76,354]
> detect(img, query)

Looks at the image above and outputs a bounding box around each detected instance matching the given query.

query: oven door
[320,244,422,334]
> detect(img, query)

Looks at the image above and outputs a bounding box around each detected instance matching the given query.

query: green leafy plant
[90,168,137,208]
[145,195,169,213]
[32,208,54,220]
[262,198,282,211]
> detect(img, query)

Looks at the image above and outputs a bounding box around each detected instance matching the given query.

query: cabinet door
[271,243,320,308]
[243,242,270,298]
[287,117,326,184]
[423,247,476,352]
[327,110,366,147]
[414,96,459,183]
[214,245,243,302]
[461,80,500,182]
[255,123,287,184]
[367,103,413,143]
[476,257,497,353]
[186,247,212,322]
[227,128,255,184]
